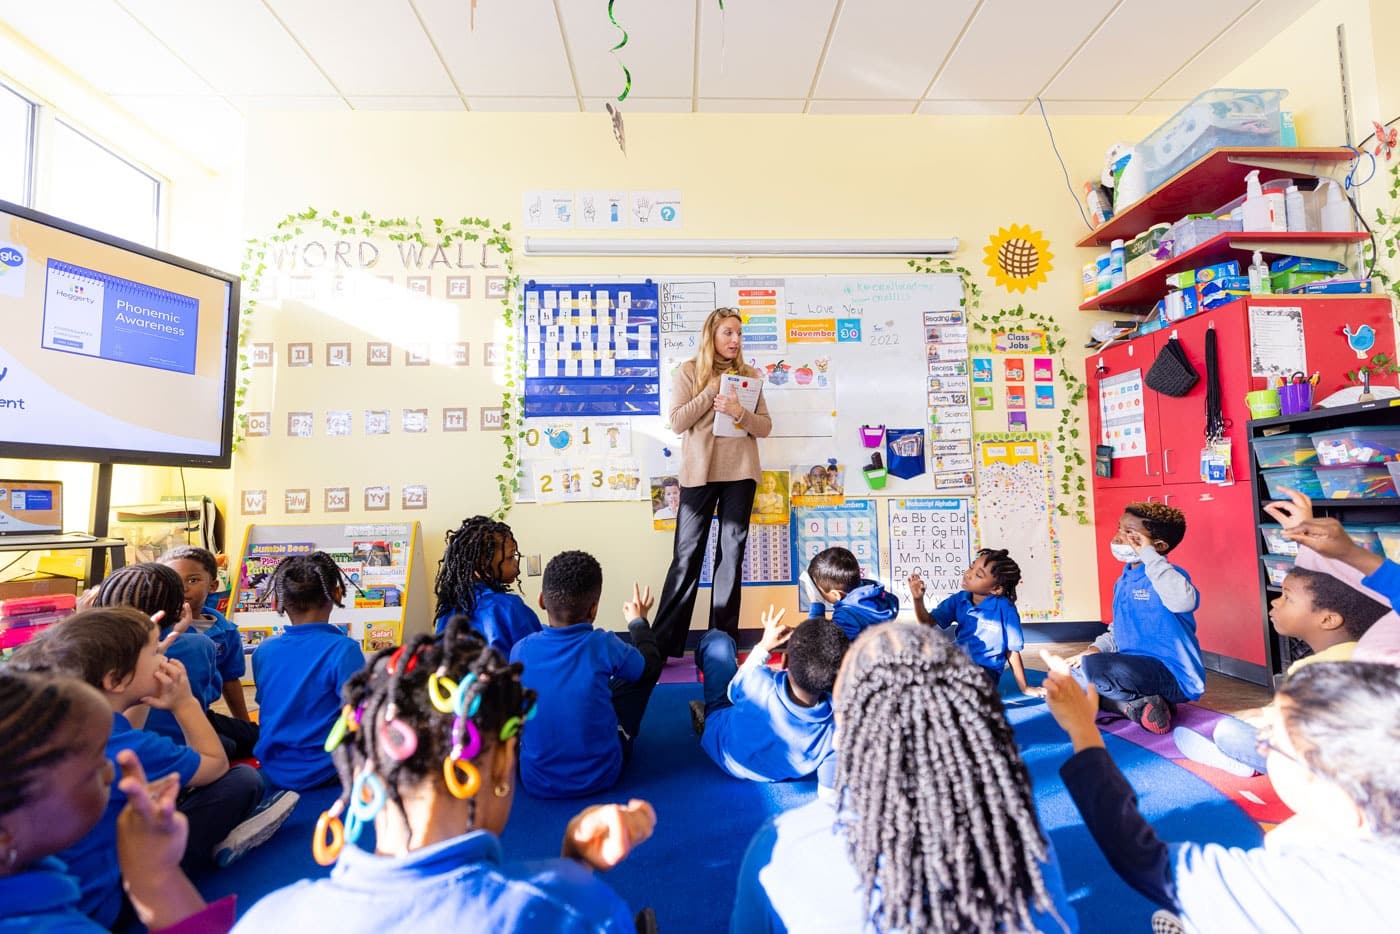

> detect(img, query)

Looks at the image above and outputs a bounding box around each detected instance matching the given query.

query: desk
[0,537,128,588]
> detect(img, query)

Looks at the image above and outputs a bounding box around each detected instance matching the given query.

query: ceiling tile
[696,0,840,99]
[121,0,337,98]
[1037,100,1140,115]
[807,100,919,115]
[347,96,464,111]
[916,99,1029,115]
[414,0,576,98]
[1152,0,1320,99]
[926,0,1119,100]
[0,0,215,95]
[1045,0,1255,100]
[264,0,456,97]
[559,0,694,99]
[583,98,693,114]
[697,99,806,114]
[467,97,581,113]
[815,0,980,99]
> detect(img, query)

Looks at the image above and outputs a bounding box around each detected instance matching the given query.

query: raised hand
[907,574,926,601]
[1262,486,1314,529]
[1040,651,1104,750]
[757,605,792,653]
[622,582,654,622]
[142,658,194,710]
[562,799,656,871]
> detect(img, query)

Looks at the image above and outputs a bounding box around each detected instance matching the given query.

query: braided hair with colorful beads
[833,623,1065,934]
[94,562,186,624]
[433,516,519,621]
[267,551,351,617]
[315,615,535,862]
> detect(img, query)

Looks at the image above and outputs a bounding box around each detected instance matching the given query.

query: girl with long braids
[732,623,1078,933]
[232,620,656,932]
[251,552,366,791]
[432,515,541,655]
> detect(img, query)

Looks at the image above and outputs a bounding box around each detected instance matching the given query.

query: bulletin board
[972,435,1061,619]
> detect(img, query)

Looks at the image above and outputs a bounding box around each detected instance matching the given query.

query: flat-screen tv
[0,200,240,468]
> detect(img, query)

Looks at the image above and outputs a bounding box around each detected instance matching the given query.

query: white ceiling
[0,0,1321,172]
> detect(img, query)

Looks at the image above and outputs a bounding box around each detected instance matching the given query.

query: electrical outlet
[525,554,542,577]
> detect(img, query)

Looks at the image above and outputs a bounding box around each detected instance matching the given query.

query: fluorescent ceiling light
[523,237,958,257]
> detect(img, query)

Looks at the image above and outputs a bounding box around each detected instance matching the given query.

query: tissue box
[1288,278,1374,295]
[1271,270,1329,292]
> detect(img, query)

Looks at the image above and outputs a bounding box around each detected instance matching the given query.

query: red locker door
[1160,480,1265,666]
[1290,296,1397,400]
[1084,338,1164,489]
[1153,307,1255,486]
[1089,484,1160,624]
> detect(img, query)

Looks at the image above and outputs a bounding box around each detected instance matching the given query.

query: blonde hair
[690,307,745,399]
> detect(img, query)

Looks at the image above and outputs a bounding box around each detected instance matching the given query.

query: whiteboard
[522,274,967,498]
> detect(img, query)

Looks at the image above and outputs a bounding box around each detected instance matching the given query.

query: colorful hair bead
[499,715,522,740]
[348,772,387,823]
[451,673,479,717]
[427,672,459,714]
[443,757,481,799]
[524,700,538,721]
[380,716,418,761]
[323,708,351,753]
[313,801,346,866]
[450,716,482,761]
[386,644,419,676]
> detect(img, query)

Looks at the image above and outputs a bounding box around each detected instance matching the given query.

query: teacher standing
[652,307,773,658]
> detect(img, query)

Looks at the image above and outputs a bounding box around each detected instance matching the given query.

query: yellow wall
[238,110,1162,628]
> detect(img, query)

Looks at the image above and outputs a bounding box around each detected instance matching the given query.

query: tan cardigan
[669,359,773,487]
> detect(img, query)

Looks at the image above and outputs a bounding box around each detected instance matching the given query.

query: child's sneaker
[1172,726,1256,777]
[1126,694,1172,734]
[214,790,299,868]
[688,699,706,736]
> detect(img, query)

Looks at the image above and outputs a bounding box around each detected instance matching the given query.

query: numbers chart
[792,499,879,610]
[699,519,793,586]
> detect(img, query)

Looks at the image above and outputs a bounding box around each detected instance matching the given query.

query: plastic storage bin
[1262,554,1296,586]
[1168,216,1243,257]
[1261,466,1322,500]
[1387,461,1400,492]
[1259,523,1299,557]
[1251,434,1317,468]
[1316,465,1397,499]
[1137,89,1287,193]
[1346,525,1384,556]
[1310,427,1400,465]
[1377,525,1400,563]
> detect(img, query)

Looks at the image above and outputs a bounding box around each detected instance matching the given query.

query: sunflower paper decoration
[983,224,1053,293]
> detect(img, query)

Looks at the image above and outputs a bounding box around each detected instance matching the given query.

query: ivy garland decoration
[908,257,1091,524]
[237,208,522,520]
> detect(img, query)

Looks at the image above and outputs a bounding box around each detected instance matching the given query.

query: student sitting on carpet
[161,546,259,761]
[432,515,541,656]
[690,606,848,788]
[1174,567,1387,776]
[732,623,1078,934]
[0,667,235,933]
[12,607,290,927]
[1044,653,1400,932]
[803,546,898,641]
[1065,503,1203,734]
[233,621,656,932]
[909,547,1039,695]
[510,553,663,798]
[253,552,366,791]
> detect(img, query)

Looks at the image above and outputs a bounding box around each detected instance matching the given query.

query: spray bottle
[1321,180,1353,232]
[1242,170,1272,231]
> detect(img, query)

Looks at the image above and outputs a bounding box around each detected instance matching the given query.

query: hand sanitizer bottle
[1248,251,1272,295]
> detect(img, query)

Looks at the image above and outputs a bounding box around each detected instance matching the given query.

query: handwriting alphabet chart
[521,280,661,417]
[886,497,972,611]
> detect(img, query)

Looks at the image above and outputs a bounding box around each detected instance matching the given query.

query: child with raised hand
[693,606,849,789]
[432,515,541,656]
[95,562,222,744]
[910,547,1038,695]
[509,553,663,799]
[1067,502,1203,734]
[11,607,287,926]
[232,622,656,932]
[0,667,235,932]
[732,623,1077,933]
[1043,651,1400,932]
[1175,567,1388,776]
[253,552,367,792]
[803,546,899,640]
[161,546,258,760]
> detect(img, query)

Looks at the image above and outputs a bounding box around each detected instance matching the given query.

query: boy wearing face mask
[1066,502,1204,735]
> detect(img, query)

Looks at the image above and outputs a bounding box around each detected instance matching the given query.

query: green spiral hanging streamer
[608,0,631,103]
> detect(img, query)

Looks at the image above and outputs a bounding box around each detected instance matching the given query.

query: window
[46,121,160,247]
[0,82,35,205]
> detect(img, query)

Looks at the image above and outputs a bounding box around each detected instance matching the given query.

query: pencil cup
[1245,389,1281,419]
[862,467,888,490]
[859,425,885,447]
[1278,383,1313,415]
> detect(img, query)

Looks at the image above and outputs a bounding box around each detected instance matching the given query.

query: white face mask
[1110,542,1141,563]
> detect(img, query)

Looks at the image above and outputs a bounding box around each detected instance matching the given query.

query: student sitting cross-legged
[509,553,663,799]
[690,606,849,789]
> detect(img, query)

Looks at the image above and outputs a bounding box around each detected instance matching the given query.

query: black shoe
[1125,694,1172,734]
[634,907,659,934]
[688,699,706,736]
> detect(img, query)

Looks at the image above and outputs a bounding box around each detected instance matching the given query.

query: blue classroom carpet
[196,678,1262,932]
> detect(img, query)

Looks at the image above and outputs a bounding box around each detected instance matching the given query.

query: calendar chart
[699,518,793,586]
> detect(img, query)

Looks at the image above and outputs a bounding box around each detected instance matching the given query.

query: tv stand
[0,536,128,588]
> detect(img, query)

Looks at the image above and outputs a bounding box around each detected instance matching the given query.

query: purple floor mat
[1099,702,1229,759]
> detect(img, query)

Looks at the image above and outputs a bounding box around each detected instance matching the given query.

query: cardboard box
[0,575,81,600]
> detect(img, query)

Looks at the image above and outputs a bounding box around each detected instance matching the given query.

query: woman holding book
[651,308,773,658]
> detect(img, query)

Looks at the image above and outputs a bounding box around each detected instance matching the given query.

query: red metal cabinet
[1083,339,1162,489]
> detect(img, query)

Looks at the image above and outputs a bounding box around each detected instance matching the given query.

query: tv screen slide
[0,204,237,466]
